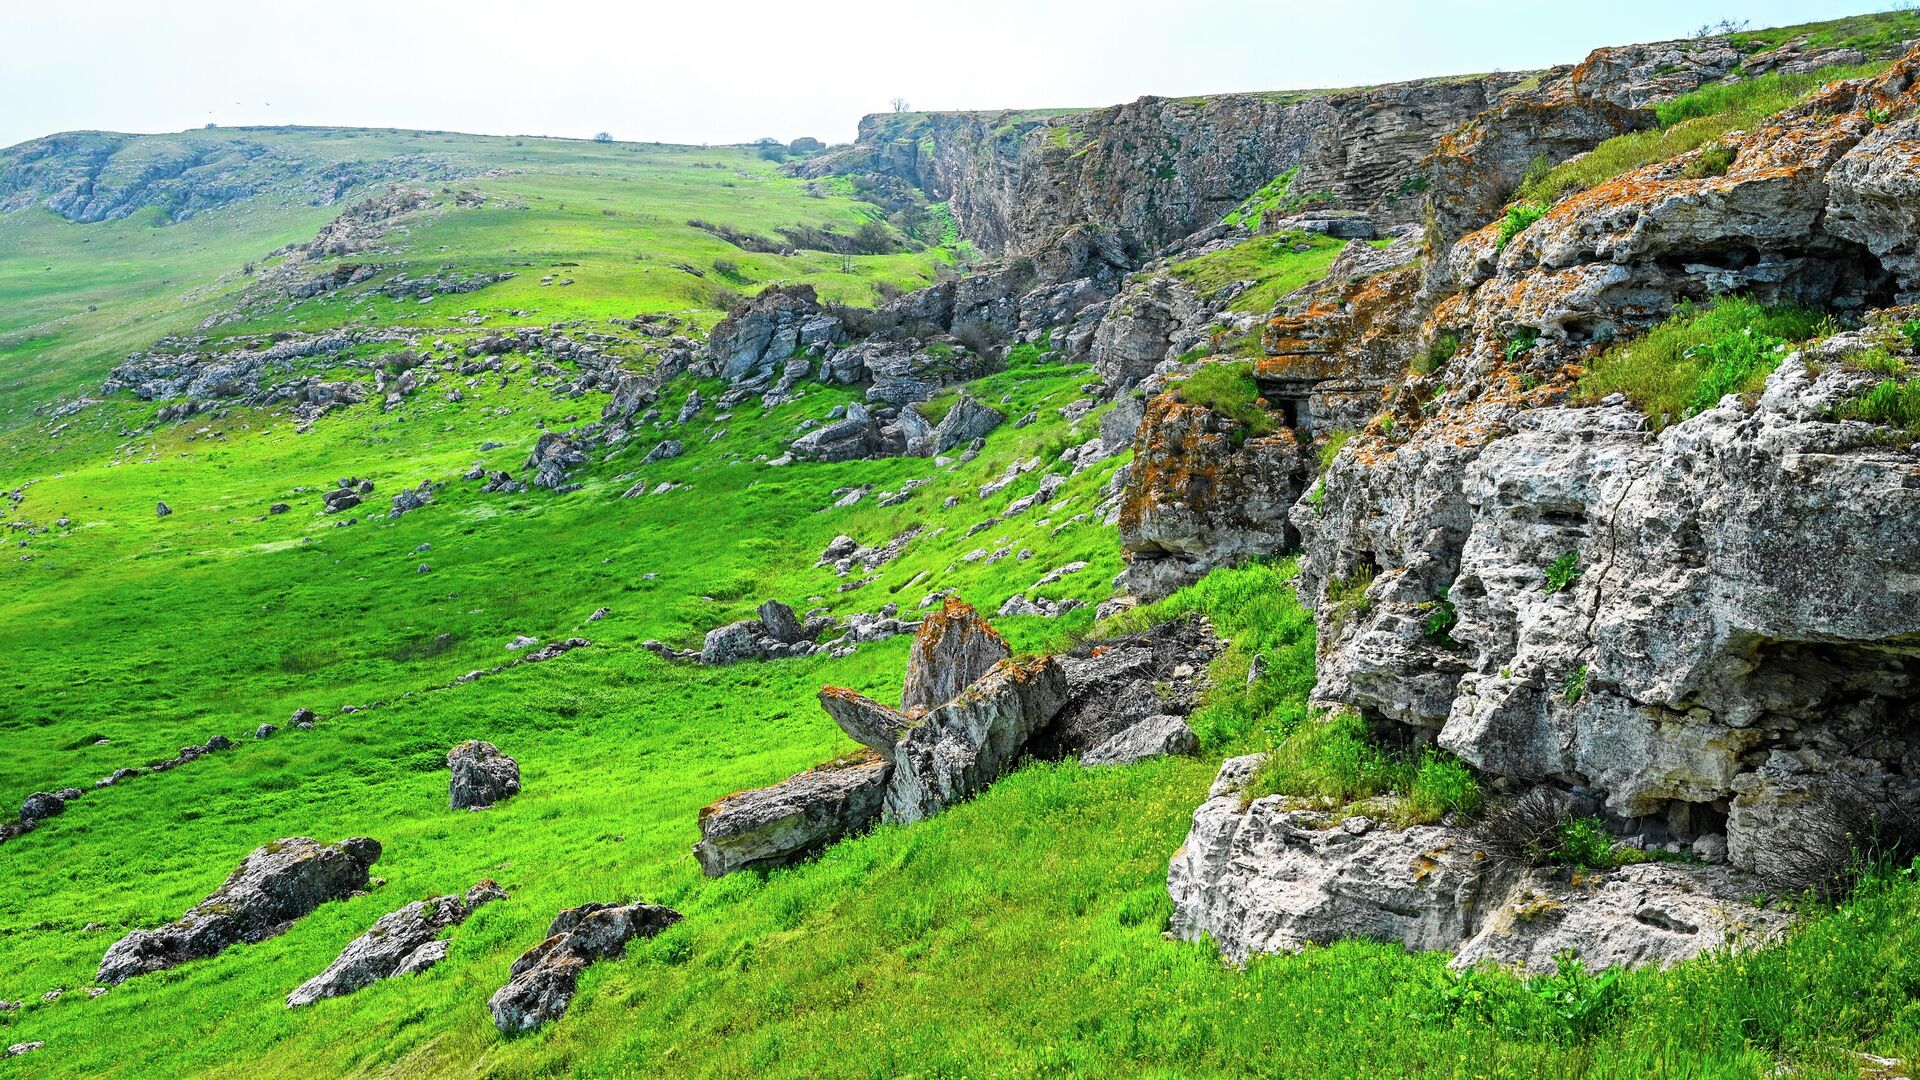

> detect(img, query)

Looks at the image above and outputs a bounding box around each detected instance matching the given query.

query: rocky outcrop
[901,597,1011,713]
[693,751,892,876]
[805,76,1528,259]
[1090,276,1207,390]
[1295,52,1920,874]
[488,901,682,1033]
[882,655,1069,823]
[1168,757,1796,972]
[1032,613,1223,761]
[1118,392,1313,600]
[98,837,381,984]
[448,741,520,810]
[287,881,506,1006]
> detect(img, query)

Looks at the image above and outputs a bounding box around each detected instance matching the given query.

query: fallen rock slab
[694,751,892,876]
[288,881,506,1007]
[98,836,381,984]
[448,741,520,810]
[817,687,914,763]
[488,900,682,1033]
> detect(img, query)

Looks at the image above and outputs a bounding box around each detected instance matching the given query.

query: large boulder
[98,837,381,984]
[287,881,506,1006]
[900,597,1010,714]
[922,394,1006,455]
[488,901,682,1033]
[1167,757,1796,973]
[883,656,1070,824]
[1030,612,1222,760]
[1079,713,1198,767]
[448,741,521,810]
[1090,276,1204,390]
[704,285,834,385]
[693,751,893,876]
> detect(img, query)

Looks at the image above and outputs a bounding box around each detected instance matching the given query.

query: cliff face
[808,75,1534,258]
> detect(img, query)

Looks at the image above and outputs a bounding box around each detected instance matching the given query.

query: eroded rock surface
[901,596,1011,713]
[693,752,892,877]
[1167,758,1795,972]
[448,741,520,810]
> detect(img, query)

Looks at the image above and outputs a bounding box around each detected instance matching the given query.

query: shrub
[1422,597,1460,648]
[1477,790,1646,870]
[1900,318,1920,353]
[1574,297,1828,428]
[1506,327,1541,362]
[1171,361,1276,441]
[1761,789,1920,901]
[1834,378,1920,431]
[1544,551,1581,593]
[1562,663,1588,703]
[1496,202,1547,249]
[1415,332,1460,375]
[1403,752,1483,824]
[1528,952,1627,1042]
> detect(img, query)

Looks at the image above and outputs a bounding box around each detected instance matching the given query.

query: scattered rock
[448,741,520,810]
[287,881,506,1007]
[693,751,893,876]
[97,836,381,983]
[487,901,682,1033]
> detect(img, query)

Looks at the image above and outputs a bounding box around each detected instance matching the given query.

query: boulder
[900,597,1011,714]
[155,501,173,517]
[98,837,381,984]
[883,656,1069,824]
[756,600,805,645]
[322,488,360,513]
[923,394,1005,455]
[20,791,66,823]
[693,751,893,876]
[448,741,520,810]
[287,881,506,1006]
[488,901,682,1033]
[1079,713,1198,766]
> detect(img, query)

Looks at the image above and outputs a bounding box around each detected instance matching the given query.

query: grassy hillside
[5,84,1920,1078]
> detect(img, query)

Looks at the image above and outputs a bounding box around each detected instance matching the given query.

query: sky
[0,0,1898,150]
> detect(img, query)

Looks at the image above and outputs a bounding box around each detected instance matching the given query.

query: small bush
[1528,952,1627,1042]
[1422,598,1460,648]
[1834,378,1920,431]
[1415,332,1460,375]
[1477,790,1645,870]
[1763,789,1920,901]
[1575,298,1827,428]
[1561,663,1588,703]
[1900,318,1920,353]
[1172,361,1276,440]
[1496,202,1548,249]
[1543,551,1581,593]
[1506,327,1541,362]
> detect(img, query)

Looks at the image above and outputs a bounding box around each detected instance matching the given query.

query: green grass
[1512,62,1888,207]
[1218,168,1336,232]
[1161,230,1348,313]
[1169,360,1277,441]
[1574,298,1829,427]
[1243,709,1481,827]
[1835,378,1920,431]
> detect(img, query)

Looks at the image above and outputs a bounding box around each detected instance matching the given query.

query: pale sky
[0,0,1897,150]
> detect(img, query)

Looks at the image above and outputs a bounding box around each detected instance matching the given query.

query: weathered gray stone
[488,900,682,1033]
[884,656,1070,824]
[98,837,381,984]
[287,881,505,1006]
[817,688,915,762]
[901,596,1011,714]
[693,752,893,876]
[1079,714,1198,766]
[448,741,520,810]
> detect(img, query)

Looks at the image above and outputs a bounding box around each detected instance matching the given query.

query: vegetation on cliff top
[1574,297,1828,427]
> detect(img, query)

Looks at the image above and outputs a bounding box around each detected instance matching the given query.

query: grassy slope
[4,64,1920,1074]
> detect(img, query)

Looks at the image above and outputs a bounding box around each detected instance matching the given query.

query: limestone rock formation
[883,655,1069,824]
[98,837,381,984]
[488,901,682,1033]
[448,740,521,810]
[1167,757,1795,972]
[287,881,506,1006]
[1118,393,1312,600]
